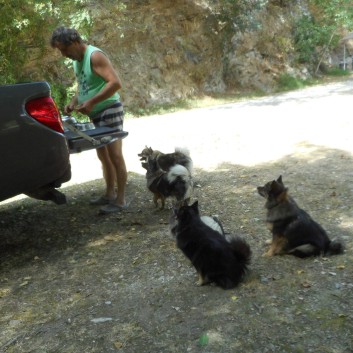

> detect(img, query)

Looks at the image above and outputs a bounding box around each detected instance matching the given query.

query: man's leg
[96,146,117,200]
[106,139,127,207]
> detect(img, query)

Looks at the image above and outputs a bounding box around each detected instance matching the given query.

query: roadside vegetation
[126,69,351,118]
[1,0,353,117]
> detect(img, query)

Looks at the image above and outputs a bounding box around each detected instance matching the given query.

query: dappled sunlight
[194,141,352,172]
[86,234,125,248]
[339,216,353,232]
[1,136,352,353]
[0,287,11,299]
[1,82,353,353]
[121,82,353,173]
[63,80,353,186]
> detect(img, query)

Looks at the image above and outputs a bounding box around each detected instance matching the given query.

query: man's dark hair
[50,26,83,47]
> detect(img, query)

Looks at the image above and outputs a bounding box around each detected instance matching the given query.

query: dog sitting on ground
[257,175,344,258]
[138,146,193,174]
[143,156,193,209]
[139,146,193,209]
[200,214,225,236]
[170,201,251,289]
[171,210,225,236]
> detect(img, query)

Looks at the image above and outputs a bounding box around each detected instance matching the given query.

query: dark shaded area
[0,144,352,353]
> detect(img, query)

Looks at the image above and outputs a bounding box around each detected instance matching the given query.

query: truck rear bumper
[64,126,129,154]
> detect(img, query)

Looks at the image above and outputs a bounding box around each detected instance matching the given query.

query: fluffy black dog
[257,175,344,257]
[170,201,251,289]
[144,158,193,209]
[200,214,225,236]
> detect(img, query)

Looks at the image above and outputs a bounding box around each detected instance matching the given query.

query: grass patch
[275,73,325,92]
[325,67,352,76]
[276,74,308,91]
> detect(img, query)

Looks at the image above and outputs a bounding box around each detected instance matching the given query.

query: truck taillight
[26,97,64,133]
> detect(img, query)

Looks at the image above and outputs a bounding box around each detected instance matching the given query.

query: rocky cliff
[43,0,319,111]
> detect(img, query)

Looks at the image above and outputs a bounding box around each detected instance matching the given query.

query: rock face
[41,0,313,110]
[95,0,225,109]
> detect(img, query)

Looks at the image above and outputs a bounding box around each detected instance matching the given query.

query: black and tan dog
[138,146,193,209]
[257,176,344,258]
[138,146,193,173]
[170,201,251,289]
[144,157,193,209]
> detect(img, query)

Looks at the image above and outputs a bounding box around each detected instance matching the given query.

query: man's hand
[75,100,94,115]
[64,103,75,116]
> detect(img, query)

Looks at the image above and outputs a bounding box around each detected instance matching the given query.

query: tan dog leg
[197,273,210,286]
[263,235,287,256]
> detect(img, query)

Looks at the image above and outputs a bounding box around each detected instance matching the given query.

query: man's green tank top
[73,45,120,117]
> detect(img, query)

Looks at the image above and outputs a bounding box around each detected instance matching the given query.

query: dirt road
[68,78,353,184]
[1,79,352,353]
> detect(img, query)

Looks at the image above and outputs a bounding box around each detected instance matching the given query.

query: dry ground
[1,81,353,353]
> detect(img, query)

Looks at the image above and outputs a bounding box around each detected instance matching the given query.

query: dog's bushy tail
[167,164,193,201]
[167,164,190,182]
[174,146,193,173]
[229,236,251,270]
[325,240,344,256]
[175,146,190,156]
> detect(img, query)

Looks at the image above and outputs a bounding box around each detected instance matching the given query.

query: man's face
[53,42,82,61]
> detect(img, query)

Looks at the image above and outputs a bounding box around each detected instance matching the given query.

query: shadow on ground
[0,144,352,353]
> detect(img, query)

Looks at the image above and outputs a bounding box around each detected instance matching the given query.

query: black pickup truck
[0,81,128,205]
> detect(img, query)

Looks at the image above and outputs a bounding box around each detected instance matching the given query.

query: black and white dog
[170,201,251,289]
[143,158,193,209]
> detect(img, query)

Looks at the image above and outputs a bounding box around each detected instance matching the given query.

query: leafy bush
[276,73,306,91]
[325,68,351,76]
[294,0,353,67]
[0,0,93,84]
[294,15,330,64]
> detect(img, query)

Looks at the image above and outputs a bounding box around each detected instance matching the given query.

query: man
[50,26,128,214]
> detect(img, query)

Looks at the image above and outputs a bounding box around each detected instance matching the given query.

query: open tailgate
[64,122,128,154]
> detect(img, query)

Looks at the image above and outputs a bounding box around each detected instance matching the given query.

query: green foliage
[1,0,353,109]
[0,0,93,84]
[0,1,46,83]
[325,67,351,76]
[294,0,353,66]
[50,82,68,111]
[276,73,306,91]
[293,15,331,64]
[275,73,323,92]
[310,0,353,29]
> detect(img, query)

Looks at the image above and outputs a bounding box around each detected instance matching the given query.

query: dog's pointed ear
[272,180,287,195]
[271,180,281,192]
[277,175,283,184]
[191,200,200,215]
[172,207,178,216]
[257,186,264,197]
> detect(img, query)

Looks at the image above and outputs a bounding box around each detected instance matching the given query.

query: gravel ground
[1,80,353,353]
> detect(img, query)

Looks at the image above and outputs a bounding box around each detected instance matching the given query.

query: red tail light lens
[26,97,64,133]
